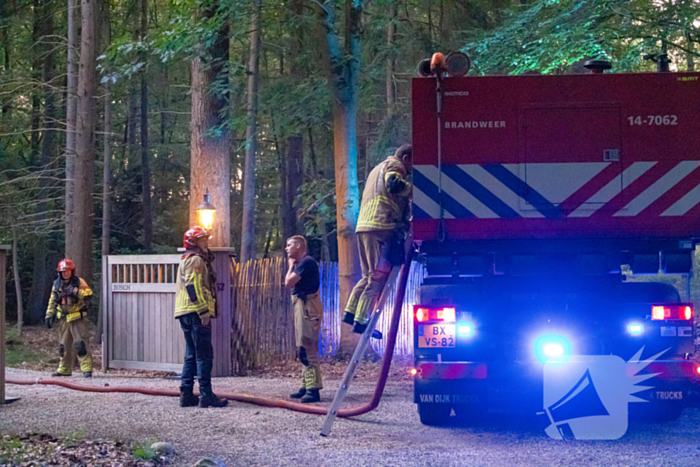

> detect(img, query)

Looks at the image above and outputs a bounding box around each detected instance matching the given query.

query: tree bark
[12,226,23,335]
[140,0,152,252]
[97,82,111,345]
[28,0,56,324]
[65,0,78,247]
[239,0,261,262]
[283,0,304,240]
[386,3,396,117]
[319,0,363,356]
[66,0,97,281]
[189,0,230,248]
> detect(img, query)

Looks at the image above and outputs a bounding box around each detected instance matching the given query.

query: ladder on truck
[320,266,401,437]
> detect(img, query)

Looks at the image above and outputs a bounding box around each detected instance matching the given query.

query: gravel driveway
[2,367,700,466]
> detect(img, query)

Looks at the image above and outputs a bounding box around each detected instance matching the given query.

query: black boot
[83,371,93,378]
[290,388,307,399]
[199,389,229,408]
[353,321,367,334]
[180,388,199,407]
[342,312,355,325]
[300,388,320,404]
[51,372,71,377]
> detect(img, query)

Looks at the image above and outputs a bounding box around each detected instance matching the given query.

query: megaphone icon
[545,369,609,439]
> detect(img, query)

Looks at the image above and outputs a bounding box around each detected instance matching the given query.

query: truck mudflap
[414,360,700,421]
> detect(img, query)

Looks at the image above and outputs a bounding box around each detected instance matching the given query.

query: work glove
[45,316,54,329]
[297,346,309,367]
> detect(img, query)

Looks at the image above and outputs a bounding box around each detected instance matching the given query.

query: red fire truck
[411,57,700,426]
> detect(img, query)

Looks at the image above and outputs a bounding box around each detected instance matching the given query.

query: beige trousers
[345,230,393,324]
[293,292,323,389]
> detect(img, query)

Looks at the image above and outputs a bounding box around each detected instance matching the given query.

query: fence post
[210,248,235,376]
[1,245,9,405]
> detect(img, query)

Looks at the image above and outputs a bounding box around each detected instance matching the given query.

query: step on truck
[410,54,700,427]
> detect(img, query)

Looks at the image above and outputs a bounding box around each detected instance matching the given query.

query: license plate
[418,324,456,348]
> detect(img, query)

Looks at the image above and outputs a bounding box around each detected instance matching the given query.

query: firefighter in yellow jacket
[45,259,93,377]
[174,226,228,408]
[343,144,412,334]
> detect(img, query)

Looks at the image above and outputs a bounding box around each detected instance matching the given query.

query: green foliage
[4,327,54,366]
[466,0,700,75]
[133,442,157,461]
[298,178,337,241]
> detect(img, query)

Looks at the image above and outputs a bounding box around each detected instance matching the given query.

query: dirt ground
[3,366,700,467]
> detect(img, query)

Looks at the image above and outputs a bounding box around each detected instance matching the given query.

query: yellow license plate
[418,324,456,348]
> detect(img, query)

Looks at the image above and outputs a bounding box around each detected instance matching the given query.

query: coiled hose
[8,256,412,419]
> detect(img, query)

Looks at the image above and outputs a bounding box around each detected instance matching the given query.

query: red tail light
[651,304,693,320]
[414,306,457,322]
[683,306,693,320]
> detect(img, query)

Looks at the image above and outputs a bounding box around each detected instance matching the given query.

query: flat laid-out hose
[7,255,412,419]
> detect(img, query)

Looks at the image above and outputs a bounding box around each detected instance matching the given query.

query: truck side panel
[412,73,700,241]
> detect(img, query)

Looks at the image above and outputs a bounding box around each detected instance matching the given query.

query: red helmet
[183,226,210,250]
[57,259,75,273]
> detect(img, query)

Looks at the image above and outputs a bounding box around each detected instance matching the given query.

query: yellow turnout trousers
[293,292,323,389]
[344,230,393,325]
[56,318,92,375]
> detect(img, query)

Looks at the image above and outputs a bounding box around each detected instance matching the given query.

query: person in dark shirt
[284,235,323,403]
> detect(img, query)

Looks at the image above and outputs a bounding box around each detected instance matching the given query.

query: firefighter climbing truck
[411,59,700,426]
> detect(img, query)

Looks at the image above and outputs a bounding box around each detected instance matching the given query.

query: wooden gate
[102,250,234,374]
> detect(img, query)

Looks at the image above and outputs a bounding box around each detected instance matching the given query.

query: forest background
[1,0,699,330]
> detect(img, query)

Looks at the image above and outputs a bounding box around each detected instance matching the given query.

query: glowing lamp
[535,335,571,363]
[410,368,418,376]
[196,188,217,231]
[627,323,644,336]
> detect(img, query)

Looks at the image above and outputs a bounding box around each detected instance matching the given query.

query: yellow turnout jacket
[357,155,411,232]
[174,253,216,319]
[45,276,93,323]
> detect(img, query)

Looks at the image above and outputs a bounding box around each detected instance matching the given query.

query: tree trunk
[283,0,304,239]
[65,0,78,247]
[67,0,97,281]
[286,134,303,236]
[189,0,230,248]
[28,0,56,324]
[386,3,396,117]
[12,226,23,335]
[140,0,152,252]
[97,82,111,345]
[687,34,695,72]
[239,0,261,262]
[319,0,363,356]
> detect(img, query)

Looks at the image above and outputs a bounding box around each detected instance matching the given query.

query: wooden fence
[230,258,425,372]
[103,254,424,375]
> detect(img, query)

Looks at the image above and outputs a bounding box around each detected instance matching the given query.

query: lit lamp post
[196,188,217,231]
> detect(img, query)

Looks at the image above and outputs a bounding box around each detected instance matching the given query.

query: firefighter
[175,226,228,408]
[284,235,323,403]
[343,144,413,334]
[45,259,93,377]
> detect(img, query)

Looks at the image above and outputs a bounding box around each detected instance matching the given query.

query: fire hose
[7,256,412,419]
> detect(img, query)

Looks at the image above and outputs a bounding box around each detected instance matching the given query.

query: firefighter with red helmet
[45,259,94,377]
[174,226,228,408]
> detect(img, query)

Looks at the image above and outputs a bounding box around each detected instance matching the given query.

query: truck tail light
[683,306,693,320]
[696,365,700,376]
[651,305,693,320]
[414,306,457,322]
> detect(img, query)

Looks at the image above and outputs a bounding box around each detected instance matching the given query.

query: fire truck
[410,55,700,427]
